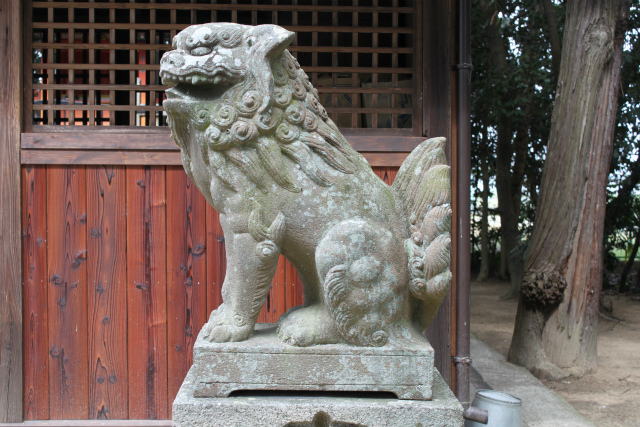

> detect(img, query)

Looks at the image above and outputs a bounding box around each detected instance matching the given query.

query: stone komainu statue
[160,23,451,347]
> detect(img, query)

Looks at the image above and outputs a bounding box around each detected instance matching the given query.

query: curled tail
[392,137,452,331]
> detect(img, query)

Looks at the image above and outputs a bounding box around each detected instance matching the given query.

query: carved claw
[277,305,341,346]
[203,322,253,342]
[202,304,253,342]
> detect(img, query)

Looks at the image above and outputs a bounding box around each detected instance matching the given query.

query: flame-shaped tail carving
[392,137,452,331]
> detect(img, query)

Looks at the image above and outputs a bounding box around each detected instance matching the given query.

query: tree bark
[508,0,628,379]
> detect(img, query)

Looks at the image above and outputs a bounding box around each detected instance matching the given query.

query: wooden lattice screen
[29,0,420,134]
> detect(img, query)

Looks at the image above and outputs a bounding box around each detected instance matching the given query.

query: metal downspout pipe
[455,0,472,410]
[457,4,492,424]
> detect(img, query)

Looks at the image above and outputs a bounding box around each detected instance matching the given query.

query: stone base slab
[174,366,463,427]
[192,324,434,400]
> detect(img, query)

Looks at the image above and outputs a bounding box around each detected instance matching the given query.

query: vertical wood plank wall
[0,0,23,422]
[22,165,400,420]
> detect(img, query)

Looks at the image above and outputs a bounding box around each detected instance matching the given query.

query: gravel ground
[471,280,640,427]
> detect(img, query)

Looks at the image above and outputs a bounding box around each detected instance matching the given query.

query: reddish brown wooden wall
[22,164,399,420]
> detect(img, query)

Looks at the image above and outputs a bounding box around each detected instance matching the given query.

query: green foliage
[605,4,640,287]
[471,1,639,289]
[470,0,562,270]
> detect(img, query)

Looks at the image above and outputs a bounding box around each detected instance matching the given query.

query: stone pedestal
[191,324,434,400]
[174,367,463,427]
[173,324,463,426]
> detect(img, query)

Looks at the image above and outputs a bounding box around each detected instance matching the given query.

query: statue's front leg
[203,210,284,342]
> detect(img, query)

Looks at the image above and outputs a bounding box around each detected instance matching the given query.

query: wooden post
[422,0,456,387]
[0,0,23,422]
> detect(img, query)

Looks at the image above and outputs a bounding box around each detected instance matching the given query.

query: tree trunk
[477,158,491,282]
[619,227,640,293]
[508,0,628,379]
[502,124,530,299]
[499,234,508,280]
[541,0,562,83]
[484,2,522,285]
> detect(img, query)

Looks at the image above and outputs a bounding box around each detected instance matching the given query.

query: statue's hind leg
[277,304,341,346]
[279,219,408,347]
[277,263,342,346]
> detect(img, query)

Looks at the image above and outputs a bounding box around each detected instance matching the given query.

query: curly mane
[168,30,367,193]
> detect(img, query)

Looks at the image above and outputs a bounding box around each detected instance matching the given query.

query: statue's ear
[247,25,295,57]
[245,25,295,114]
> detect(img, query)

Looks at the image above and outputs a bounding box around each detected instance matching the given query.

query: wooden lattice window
[28,0,420,133]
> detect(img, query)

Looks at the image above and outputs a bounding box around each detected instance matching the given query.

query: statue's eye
[218,29,241,48]
[191,46,212,56]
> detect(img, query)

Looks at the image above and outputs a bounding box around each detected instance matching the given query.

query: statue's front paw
[202,306,253,342]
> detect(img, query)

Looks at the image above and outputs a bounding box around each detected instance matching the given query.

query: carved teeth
[164,72,215,86]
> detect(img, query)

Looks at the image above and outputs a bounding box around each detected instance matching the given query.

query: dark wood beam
[20,150,409,168]
[21,132,425,153]
[0,0,23,422]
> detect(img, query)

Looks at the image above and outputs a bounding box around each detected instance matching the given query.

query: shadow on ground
[471,280,640,427]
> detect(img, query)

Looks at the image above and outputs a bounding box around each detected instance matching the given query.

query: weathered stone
[191,324,434,400]
[162,22,461,426]
[174,366,463,427]
[160,22,453,348]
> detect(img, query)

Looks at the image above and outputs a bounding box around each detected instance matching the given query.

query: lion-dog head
[160,23,361,195]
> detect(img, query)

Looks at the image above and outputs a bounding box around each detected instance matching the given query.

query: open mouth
[161,68,237,100]
[165,84,200,100]
[163,80,225,101]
